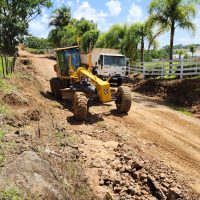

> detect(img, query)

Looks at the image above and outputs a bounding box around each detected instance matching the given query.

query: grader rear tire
[73,92,88,121]
[50,78,62,100]
[50,78,55,95]
[115,86,132,113]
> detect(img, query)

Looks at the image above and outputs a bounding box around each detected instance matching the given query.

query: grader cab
[50,46,132,120]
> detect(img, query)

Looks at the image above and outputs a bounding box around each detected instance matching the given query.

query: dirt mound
[133,79,200,108]
[3,92,29,106]
[0,151,69,200]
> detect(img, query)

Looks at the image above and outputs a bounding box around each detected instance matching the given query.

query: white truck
[81,48,130,86]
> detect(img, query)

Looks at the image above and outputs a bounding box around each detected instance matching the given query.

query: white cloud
[67,1,73,7]
[55,0,65,7]
[106,0,122,16]
[74,1,109,31]
[127,3,143,23]
[29,8,50,38]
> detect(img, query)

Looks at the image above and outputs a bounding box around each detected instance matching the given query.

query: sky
[29,0,200,47]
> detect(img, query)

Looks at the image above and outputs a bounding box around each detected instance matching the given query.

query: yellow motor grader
[50,46,132,120]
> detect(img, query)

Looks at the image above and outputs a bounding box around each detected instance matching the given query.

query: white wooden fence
[130,58,200,79]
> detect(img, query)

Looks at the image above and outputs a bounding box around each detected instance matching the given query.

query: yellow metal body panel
[77,67,112,103]
[54,46,112,103]
[55,46,79,51]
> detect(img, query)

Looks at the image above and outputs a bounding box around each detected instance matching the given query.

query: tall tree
[104,24,127,50]
[95,33,107,48]
[121,24,140,61]
[76,18,97,37]
[81,30,99,53]
[49,6,71,28]
[189,45,196,57]
[175,49,185,59]
[48,28,61,47]
[149,0,197,62]
[60,25,77,47]
[135,21,153,63]
[24,36,50,49]
[0,0,52,55]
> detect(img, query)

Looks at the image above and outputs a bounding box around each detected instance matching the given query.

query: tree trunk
[1,30,17,56]
[169,23,175,70]
[141,37,144,65]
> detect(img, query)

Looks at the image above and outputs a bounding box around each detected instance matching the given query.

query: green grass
[0,104,12,116]
[174,107,192,116]
[0,188,23,200]
[0,57,3,73]
[176,108,192,116]
[0,129,6,139]
[0,78,15,93]
[0,129,6,166]
[54,131,65,139]
[64,161,92,200]
[0,153,5,167]
[0,56,14,76]
[137,60,200,73]
[54,130,78,144]
[26,48,45,54]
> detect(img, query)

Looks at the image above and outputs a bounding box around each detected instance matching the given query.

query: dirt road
[23,51,200,194]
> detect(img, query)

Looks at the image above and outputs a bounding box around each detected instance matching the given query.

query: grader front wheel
[73,92,88,121]
[50,78,62,100]
[115,86,132,113]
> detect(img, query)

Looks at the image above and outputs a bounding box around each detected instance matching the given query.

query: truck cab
[81,48,130,86]
[96,53,128,85]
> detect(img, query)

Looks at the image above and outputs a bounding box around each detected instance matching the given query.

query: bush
[26,48,45,54]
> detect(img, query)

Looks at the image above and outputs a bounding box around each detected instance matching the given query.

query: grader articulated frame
[50,46,132,120]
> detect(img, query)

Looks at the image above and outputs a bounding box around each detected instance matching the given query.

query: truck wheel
[117,80,123,86]
[50,78,62,100]
[115,86,132,113]
[73,92,88,121]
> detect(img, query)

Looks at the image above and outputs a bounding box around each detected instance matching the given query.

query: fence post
[180,58,184,80]
[4,55,8,75]
[143,63,145,79]
[1,55,5,78]
[161,60,164,79]
[196,60,198,74]
[13,56,15,73]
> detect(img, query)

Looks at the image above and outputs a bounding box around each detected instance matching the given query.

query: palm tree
[189,45,196,57]
[175,49,185,59]
[104,24,127,50]
[149,0,197,62]
[131,20,156,63]
[49,6,71,28]
[136,22,151,63]
[121,24,140,61]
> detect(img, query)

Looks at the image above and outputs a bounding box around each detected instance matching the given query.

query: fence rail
[130,58,200,79]
[0,54,16,78]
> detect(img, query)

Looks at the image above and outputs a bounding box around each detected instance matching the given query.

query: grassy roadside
[0,56,15,77]
[173,106,192,116]
[0,57,4,73]
[0,63,98,200]
[26,48,45,54]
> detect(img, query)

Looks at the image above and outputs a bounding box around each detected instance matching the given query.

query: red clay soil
[132,79,200,116]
